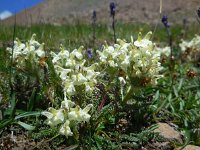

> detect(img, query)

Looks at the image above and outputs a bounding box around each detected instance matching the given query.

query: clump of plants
[0,28,199,149]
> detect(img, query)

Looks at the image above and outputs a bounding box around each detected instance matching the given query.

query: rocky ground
[0,122,199,150]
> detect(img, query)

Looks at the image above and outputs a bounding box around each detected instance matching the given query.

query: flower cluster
[6,35,95,137]
[43,44,96,137]
[155,46,171,57]
[179,35,200,53]
[7,34,46,68]
[42,94,93,137]
[179,35,200,62]
[97,32,163,85]
[51,45,100,96]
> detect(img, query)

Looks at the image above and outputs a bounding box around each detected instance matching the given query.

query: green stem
[122,85,140,105]
[9,14,16,98]
[120,86,124,101]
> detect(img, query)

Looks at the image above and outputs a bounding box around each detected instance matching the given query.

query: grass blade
[15,111,41,120]
[17,121,35,130]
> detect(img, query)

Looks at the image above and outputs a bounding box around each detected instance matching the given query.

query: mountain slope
[2,0,200,25]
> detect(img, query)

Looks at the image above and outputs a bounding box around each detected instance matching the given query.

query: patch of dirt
[0,133,36,150]
[1,0,200,26]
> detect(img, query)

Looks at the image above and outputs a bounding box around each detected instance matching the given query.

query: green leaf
[165,93,172,109]
[144,31,152,40]
[149,105,157,112]
[168,93,172,102]
[156,94,168,113]
[10,93,16,117]
[121,134,139,142]
[148,124,159,131]
[0,118,13,129]
[17,121,35,130]
[27,88,36,111]
[154,90,160,101]
[184,118,188,127]
[94,135,103,150]
[173,86,178,98]
[3,94,16,117]
[177,78,183,92]
[121,142,138,148]
[15,111,41,120]
[170,104,175,113]
[15,109,26,114]
[96,122,105,131]
[182,129,191,145]
[185,85,199,90]
[179,100,185,111]
[64,144,79,150]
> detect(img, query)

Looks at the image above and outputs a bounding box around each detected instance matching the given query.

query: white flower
[65,59,76,68]
[116,39,130,52]
[68,104,93,122]
[134,32,153,48]
[51,47,70,65]
[85,70,96,80]
[55,66,71,81]
[118,77,126,86]
[64,80,76,95]
[84,63,100,80]
[179,35,200,53]
[59,120,73,137]
[74,73,88,85]
[85,83,92,92]
[96,45,115,63]
[6,35,47,68]
[155,46,171,57]
[134,39,152,48]
[7,39,25,59]
[98,31,163,85]
[70,46,84,60]
[96,50,108,63]
[30,34,40,47]
[84,81,96,92]
[35,43,45,58]
[120,55,130,71]
[51,45,98,95]
[61,93,75,110]
[108,60,118,67]
[42,108,64,126]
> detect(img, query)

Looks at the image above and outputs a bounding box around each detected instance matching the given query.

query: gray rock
[154,122,183,144]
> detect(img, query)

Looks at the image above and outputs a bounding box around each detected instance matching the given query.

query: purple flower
[87,49,93,58]
[110,2,116,16]
[162,15,170,28]
[92,10,96,21]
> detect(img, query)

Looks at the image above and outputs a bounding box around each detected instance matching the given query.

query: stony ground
[1,122,200,149]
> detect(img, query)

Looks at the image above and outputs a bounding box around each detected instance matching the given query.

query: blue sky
[0,0,44,14]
